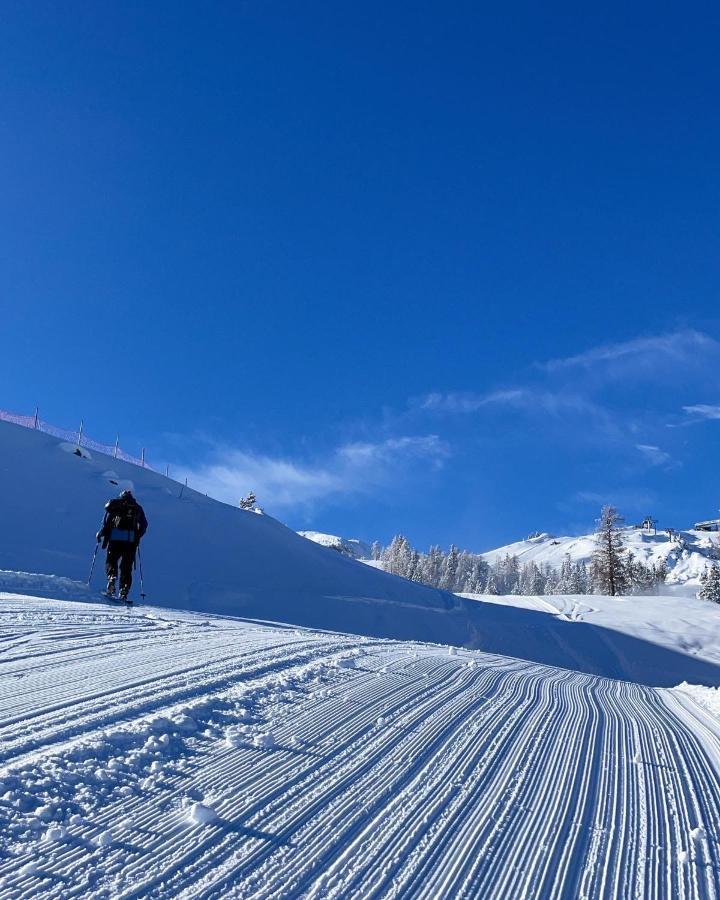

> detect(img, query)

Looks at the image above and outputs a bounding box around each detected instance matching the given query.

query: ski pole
[88,542,100,585]
[137,546,146,601]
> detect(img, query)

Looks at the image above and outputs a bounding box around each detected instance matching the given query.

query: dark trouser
[105,541,137,593]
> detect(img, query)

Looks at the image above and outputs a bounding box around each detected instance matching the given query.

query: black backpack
[109,499,139,532]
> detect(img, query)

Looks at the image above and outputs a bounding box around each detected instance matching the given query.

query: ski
[101,591,135,606]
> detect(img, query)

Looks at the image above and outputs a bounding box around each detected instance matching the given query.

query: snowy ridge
[481,528,718,587]
[297,531,372,561]
[1,595,719,898]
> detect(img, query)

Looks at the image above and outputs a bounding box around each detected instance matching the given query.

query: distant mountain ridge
[480,527,718,587]
[297,531,372,560]
[300,524,718,590]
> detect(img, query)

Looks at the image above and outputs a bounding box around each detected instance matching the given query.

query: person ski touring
[96,489,148,601]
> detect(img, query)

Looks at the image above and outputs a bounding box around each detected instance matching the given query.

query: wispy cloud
[177,434,450,512]
[542,329,718,376]
[419,329,720,459]
[420,387,623,440]
[635,443,676,468]
[681,404,720,421]
[421,390,526,413]
[338,435,450,469]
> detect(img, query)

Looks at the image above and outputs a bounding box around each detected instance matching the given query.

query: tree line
[374,506,669,596]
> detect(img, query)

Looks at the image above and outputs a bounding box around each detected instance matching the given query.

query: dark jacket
[97,497,148,548]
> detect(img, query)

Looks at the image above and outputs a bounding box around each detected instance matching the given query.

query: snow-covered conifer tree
[571,561,589,594]
[382,535,413,579]
[528,563,546,595]
[454,551,471,592]
[440,545,460,591]
[653,559,668,586]
[469,559,489,594]
[484,572,499,595]
[544,566,560,594]
[556,554,573,594]
[501,554,520,594]
[425,546,444,587]
[698,564,720,603]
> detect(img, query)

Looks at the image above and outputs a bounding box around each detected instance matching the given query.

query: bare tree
[591,505,627,596]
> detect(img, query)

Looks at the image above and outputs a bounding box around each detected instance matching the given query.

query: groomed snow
[3,419,720,897]
[1,594,719,899]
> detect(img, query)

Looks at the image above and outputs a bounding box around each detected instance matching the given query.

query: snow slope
[482,528,718,587]
[0,421,462,644]
[4,420,720,686]
[1,594,720,899]
[461,591,720,672]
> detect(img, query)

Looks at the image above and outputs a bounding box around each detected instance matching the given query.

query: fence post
[179,477,187,500]
[77,419,84,449]
[165,464,169,478]
[141,448,145,468]
[33,407,39,429]
[113,435,119,459]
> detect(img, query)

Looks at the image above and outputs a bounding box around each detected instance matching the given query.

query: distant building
[695,519,720,532]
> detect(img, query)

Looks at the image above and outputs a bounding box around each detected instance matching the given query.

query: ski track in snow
[0,597,719,899]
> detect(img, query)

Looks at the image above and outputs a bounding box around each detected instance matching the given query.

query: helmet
[119,489,134,500]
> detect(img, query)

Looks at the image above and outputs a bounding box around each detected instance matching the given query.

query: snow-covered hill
[482,528,718,587]
[297,530,372,560]
[3,421,720,897]
[0,420,461,644]
[5,420,720,682]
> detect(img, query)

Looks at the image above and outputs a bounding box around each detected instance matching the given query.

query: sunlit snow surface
[1,593,719,899]
[2,421,720,896]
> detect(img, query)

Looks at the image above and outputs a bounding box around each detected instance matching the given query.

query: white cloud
[339,435,450,467]
[682,404,720,421]
[177,434,450,512]
[419,329,720,459]
[542,329,718,374]
[420,387,623,440]
[421,390,526,413]
[635,444,674,467]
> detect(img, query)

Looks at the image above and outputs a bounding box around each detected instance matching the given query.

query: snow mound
[188,802,217,825]
[673,682,720,722]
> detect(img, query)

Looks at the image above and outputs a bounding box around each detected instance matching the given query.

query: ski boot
[119,586,131,604]
[105,576,116,597]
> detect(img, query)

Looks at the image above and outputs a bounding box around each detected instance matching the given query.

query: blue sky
[1,2,719,549]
